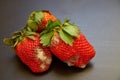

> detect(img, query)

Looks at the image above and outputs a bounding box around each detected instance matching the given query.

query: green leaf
[27,10,44,31]
[40,31,54,46]
[3,38,14,46]
[26,27,32,32]
[25,31,36,36]
[59,30,73,46]
[27,19,38,31]
[28,11,36,20]
[40,29,49,35]
[63,23,80,37]
[18,36,23,41]
[12,31,21,36]
[64,18,70,23]
[34,11,44,24]
[28,11,44,24]
[40,19,62,36]
[12,34,20,40]
[47,19,61,30]
[27,36,36,40]
[13,36,24,47]
[13,39,19,47]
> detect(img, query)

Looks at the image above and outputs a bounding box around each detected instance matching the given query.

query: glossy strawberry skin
[37,11,56,32]
[15,35,52,73]
[50,33,95,68]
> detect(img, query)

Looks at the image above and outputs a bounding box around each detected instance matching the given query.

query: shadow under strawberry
[50,55,94,76]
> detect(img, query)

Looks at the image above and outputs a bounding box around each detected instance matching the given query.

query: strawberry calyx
[40,19,80,46]
[26,10,53,32]
[26,10,44,32]
[3,27,37,47]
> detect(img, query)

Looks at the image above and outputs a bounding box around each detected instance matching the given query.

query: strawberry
[26,10,56,32]
[3,28,52,73]
[40,19,95,68]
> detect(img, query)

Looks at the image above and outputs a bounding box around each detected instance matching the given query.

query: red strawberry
[3,28,52,73]
[40,19,95,68]
[27,10,56,32]
[65,33,95,68]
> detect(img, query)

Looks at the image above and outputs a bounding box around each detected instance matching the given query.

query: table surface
[0,0,120,80]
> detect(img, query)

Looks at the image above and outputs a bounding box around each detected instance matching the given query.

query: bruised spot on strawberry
[79,64,86,68]
[45,57,52,64]
[35,47,47,61]
[65,62,74,66]
[34,46,52,70]
[65,55,80,66]
[51,33,60,46]
[40,64,46,69]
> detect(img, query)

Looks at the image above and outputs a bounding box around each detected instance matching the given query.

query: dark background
[0,0,120,80]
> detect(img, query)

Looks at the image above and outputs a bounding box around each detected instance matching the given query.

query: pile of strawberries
[3,10,96,73]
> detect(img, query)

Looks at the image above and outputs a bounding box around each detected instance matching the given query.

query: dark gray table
[0,0,120,80]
